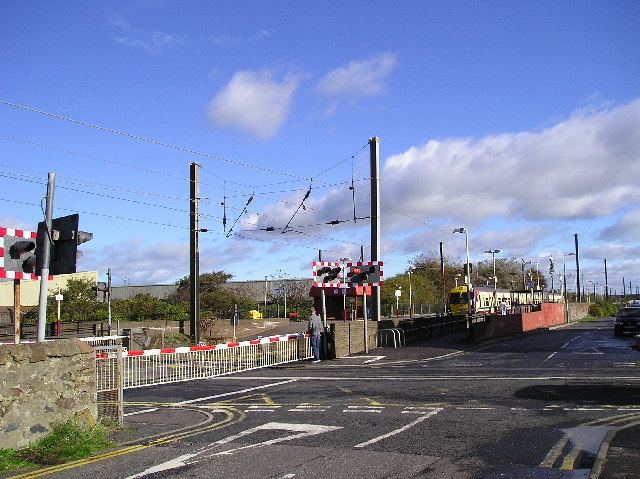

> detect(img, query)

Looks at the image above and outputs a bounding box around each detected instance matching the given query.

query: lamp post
[521,259,532,289]
[535,261,540,289]
[453,228,471,287]
[563,252,575,301]
[454,227,472,331]
[408,268,412,317]
[339,257,351,321]
[484,249,501,290]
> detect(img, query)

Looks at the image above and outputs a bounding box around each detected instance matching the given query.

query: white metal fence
[80,335,126,348]
[95,333,312,392]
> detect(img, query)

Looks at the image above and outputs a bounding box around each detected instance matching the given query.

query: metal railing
[377,328,406,348]
[95,333,311,392]
[80,335,126,348]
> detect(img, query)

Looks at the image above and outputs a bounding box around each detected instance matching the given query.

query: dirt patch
[203,318,308,342]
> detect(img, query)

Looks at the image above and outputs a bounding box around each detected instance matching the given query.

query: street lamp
[563,252,575,301]
[408,268,412,317]
[339,257,352,321]
[455,273,461,287]
[395,285,402,314]
[521,259,532,289]
[453,228,471,287]
[588,279,597,302]
[535,260,540,289]
[483,249,501,290]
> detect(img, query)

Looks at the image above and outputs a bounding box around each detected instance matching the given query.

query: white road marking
[123,408,159,417]
[544,352,558,362]
[563,408,604,411]
[561,335,582,349]
[244,409,278,412]
[214,375,640,382]
[289,408,329,412]
[363,355,386,364]
[126,422,341,479]
[354,408,443,448]
[175,379,298,406]
[344,409,383,413]
[457,407,495,410]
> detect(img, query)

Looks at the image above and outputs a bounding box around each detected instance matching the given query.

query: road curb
[588,419,640,479]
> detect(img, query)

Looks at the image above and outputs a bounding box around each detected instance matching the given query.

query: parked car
[614,307,640,336]
[287,311,301,321]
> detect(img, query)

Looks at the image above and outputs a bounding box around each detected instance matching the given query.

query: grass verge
[0,420,114,472]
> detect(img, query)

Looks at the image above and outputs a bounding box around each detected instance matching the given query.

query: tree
[24,278,105,323]
[168,271,256,319]
[112,293,188,322]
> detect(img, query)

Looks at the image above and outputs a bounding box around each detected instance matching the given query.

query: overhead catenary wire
[1,133,374,199]
[0,99,311,180]
[312,142,368,179]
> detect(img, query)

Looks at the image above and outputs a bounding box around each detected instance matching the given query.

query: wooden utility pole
[13,279,20,344]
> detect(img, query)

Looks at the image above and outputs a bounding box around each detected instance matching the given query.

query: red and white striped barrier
[95,333,312,391]
[95,333,308,359]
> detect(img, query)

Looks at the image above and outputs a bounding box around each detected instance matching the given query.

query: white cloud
[381,99,640,223]
[109,16,184,54]
[317,52,397,103]
[208,70,299,140]
[80,237,257,285]
[598,209,640,242]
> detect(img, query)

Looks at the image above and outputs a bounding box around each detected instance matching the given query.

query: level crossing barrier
[95,333,312,392]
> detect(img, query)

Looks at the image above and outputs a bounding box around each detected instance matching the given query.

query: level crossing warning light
[312,261,344,287]
[0,227,39,279]
[346,261,384,287]
[36,214,93,275]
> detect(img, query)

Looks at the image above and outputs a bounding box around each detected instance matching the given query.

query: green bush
[588,301,620,317]
[17,420,113,466]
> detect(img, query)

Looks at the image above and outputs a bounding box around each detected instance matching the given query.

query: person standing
[308,309,323,363]
[499,299,508,315]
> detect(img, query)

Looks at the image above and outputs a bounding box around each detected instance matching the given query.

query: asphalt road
[17,318,640,479]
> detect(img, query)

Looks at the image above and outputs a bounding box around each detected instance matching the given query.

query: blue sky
[1,1,639,293]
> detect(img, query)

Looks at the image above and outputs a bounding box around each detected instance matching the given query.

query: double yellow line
[10,407,244,479]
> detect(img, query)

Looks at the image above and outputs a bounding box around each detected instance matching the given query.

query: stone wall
[0,339,97,449]
[567,303,590,322]
[329,321,378,358]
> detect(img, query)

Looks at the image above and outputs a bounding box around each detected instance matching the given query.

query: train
[448,285,562,316]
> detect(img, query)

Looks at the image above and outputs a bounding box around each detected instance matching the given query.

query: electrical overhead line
[0,197,190,230]
[312,142,368,178]
[0,99,313,180]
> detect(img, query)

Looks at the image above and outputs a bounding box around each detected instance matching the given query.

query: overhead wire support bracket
[226,192,254,237]
[281,180,312,234]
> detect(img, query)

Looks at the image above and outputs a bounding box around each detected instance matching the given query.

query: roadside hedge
[588,301,620,317]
